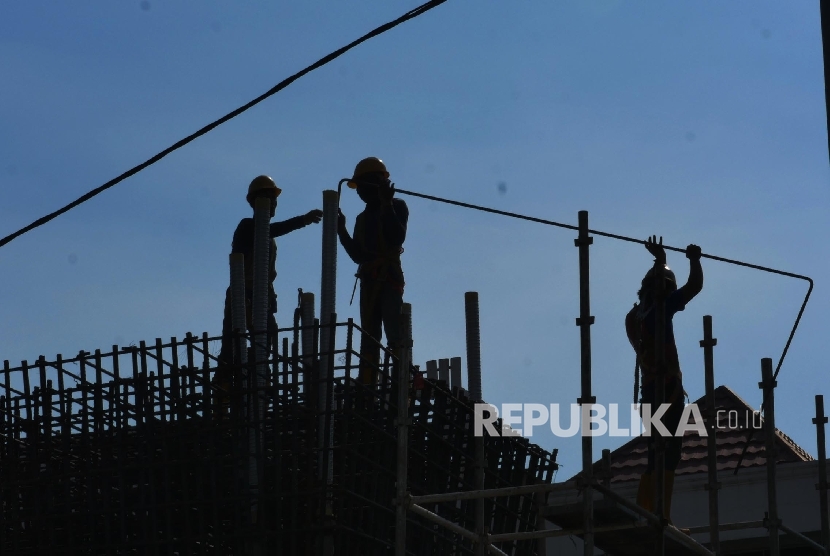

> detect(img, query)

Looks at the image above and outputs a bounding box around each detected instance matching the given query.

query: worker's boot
[636,472,654,513]
[664,471,691,535]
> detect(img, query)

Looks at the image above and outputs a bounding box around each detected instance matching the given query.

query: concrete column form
[465,292,483,402]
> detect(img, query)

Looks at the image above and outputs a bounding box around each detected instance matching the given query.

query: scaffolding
[390,210,830,556]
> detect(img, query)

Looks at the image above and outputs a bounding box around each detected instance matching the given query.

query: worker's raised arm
[337,209,368,264]
[680,244,703,303]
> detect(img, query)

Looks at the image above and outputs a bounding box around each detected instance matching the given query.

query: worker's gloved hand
[337,209,347,232]
[377,180,395,204]
[303,209,323,225]
[645,235,667,265]
[685,244,702,261]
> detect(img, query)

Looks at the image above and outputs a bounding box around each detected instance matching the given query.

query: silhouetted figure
[215,175,322,411]
[625,235,702,530]
[337,158,409,385]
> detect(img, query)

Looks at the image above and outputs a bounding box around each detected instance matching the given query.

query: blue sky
[1,0,828,479]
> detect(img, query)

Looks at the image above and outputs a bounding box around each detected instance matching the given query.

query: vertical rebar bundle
[465,292,483,402]
[574,210,595,556]
[230,253,248,366]
[250,195,271,533]
[700,315,720,554]
[301,292,316,383]
[760,358,780,556]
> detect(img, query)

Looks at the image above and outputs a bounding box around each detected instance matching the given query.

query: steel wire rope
[0,0,448,250]
[392,187,813,381]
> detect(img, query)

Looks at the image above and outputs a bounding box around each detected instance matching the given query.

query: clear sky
[2,0,828,480]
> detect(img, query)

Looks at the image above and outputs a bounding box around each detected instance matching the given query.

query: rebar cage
[0,320,556,556]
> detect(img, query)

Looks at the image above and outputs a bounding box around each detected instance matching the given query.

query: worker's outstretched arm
[337,210,368,264]
[681,244,703,303]
[270,210,323,238]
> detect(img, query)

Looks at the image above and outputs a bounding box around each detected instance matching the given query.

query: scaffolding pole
[700,315,721,554]
[815,394,830,551]
[574,210,595,556]
[760,357,780,556]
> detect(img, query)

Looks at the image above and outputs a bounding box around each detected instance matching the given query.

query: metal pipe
[761,357,780,556]
[465,291,482,402]
[574,210,595,556]
[395,303,413,556]
[408,503,509,556]
[700,315,720,554]
[410,480,577,505]
[686,520,766,534]
[814,394,829,551]
[779,521,828,554]
[488,521,649,543]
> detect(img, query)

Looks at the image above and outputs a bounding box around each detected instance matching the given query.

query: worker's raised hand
[337,209,347,232]
[377,180,395,204]
[303,209,323,225]
[685,244,702,261]
[644,235,666,264]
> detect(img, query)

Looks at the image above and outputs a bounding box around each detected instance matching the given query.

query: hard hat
[643,264,677,285]
[246,175,282,206]
[347,157,389,189]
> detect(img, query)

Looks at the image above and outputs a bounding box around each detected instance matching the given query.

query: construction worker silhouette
[337,158,409,385]
[625,235,703,530]
[215,176,322,407]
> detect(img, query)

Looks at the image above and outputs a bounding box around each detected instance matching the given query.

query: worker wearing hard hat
[337,157,409,385]
[215,176,322,407]
[625,235,703,532]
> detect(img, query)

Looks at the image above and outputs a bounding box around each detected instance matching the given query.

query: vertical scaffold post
[652,252,666,556]
[574,210,595,556]
[700,315,720,554]
[249,195,271,554]
[760,358,780,556]
[476,435,487,556]
[814,394,829,551]
[395,302,413,556]
[465,292,483,403]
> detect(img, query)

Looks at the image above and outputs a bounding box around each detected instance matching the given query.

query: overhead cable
[395,187,813,381]
[0,0,448,250]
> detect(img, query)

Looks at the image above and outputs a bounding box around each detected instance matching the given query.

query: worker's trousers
[641,376,685,472]
[358,278,403,386]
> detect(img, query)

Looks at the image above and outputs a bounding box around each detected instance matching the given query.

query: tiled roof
[571,385,814,483]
